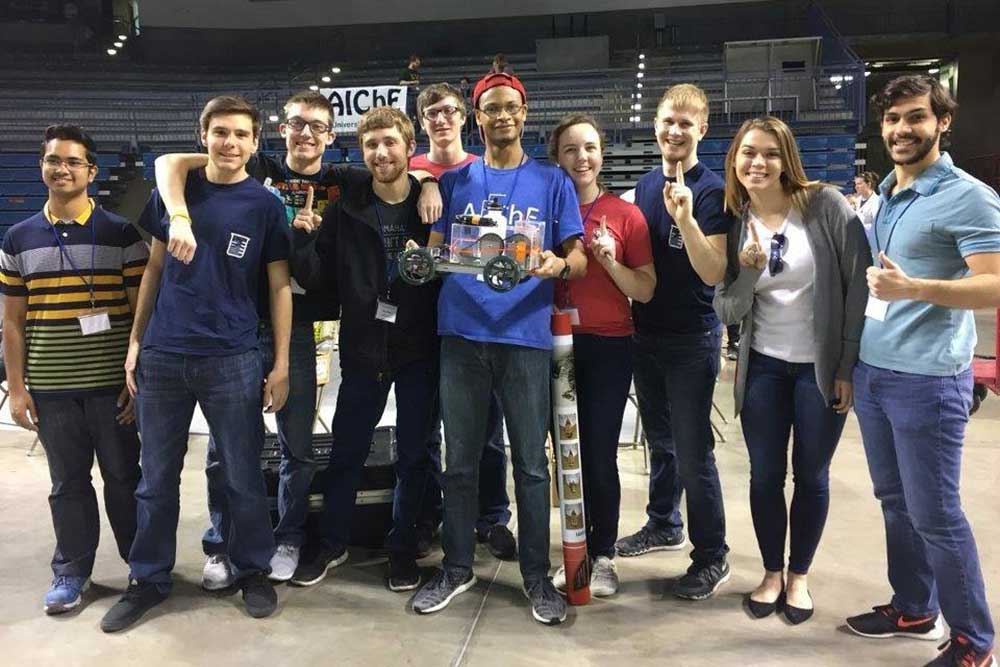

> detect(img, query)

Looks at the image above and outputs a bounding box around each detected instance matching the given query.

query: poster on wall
[321,86,409,133]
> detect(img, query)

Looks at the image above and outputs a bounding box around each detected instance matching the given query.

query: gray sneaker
[615,526,686,557]
[524,578,567,625]
[590,556,619,597]
[412,568,476,614]
[268,544,300,582]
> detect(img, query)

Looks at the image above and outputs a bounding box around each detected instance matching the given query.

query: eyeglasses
[423,106,461,121]
[42,156,92,170]
[284,117,332,134]
[769,233,786,276]
[478,103,525,119]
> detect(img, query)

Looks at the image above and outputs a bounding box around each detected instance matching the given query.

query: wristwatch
[418,175,439,186]
[558,258,571,280]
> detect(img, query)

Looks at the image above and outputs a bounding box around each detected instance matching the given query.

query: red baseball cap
[472,73,527,109]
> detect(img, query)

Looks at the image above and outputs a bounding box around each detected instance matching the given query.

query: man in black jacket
[288,106,439,592]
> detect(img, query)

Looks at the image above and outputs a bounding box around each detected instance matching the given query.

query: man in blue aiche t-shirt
[618,84,736,601]
[101,96,293,633]
[845,76,1000,667]
[411,73,586,626]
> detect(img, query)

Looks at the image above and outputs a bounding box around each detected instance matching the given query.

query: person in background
[854,171,881,232]
[409,82,518,562]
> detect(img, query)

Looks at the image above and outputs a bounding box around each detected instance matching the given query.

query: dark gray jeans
[33,390,140,578]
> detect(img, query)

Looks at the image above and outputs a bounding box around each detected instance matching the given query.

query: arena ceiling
[139,0,766,29]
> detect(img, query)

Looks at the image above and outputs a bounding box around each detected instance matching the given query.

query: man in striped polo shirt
[0,124,148,616]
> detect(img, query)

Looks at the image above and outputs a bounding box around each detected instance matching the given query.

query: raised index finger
[303,186,314,212]
[747,219,761,245]
[600,216,607,236]
[675,161,685,187]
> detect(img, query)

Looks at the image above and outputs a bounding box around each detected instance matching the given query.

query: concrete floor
[1,312,997,666]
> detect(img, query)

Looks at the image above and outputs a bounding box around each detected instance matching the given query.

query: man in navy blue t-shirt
[101,96,293,633]
[617,84,736,601]
[410,74,586,626]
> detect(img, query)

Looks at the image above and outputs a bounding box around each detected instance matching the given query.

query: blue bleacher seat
[0,168,39,181]
[1,196,47,211]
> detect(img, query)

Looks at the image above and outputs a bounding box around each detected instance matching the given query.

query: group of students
[2,69,998,667]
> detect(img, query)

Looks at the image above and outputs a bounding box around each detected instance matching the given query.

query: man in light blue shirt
[846,75,1000,667]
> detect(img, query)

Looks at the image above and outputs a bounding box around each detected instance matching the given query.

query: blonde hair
[657,83,709,122]
[723,116,820,215]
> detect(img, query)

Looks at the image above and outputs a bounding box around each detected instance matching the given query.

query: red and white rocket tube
[551,311,591,605]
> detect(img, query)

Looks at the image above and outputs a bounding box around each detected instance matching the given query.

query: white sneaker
[268,543,300,582]
[552,565,566,592]
[202,554,233,591]
[590,556,619,597]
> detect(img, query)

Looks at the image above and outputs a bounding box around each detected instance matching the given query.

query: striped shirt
[0,202,148,396]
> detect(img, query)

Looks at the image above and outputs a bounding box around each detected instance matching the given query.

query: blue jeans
[740,350,846,574]
[632,327,729,566]
[419,393,511,537]
[130,349,274,592]
[439,336,551,583]
[33,391,140,578]
[853,361,994,652]
[575,334,633,560]
[317,359,438,557]
[203,321,317,553]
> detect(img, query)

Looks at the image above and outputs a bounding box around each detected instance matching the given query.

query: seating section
[1,45,864,240]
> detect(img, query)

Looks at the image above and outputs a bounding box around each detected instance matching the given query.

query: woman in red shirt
[549,114,656,596]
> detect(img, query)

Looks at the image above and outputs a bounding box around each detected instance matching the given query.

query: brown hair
[416,83,467,118]
[723,116,820,214]
[657,83,709,123]
[356,106,415,147]
[283,91,335,123]
[856,170,880,192]
[547,114,605,162]
[871,74,957,120]
[199,95,261,138]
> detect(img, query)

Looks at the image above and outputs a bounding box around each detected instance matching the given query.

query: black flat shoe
[746,591,785,619]
[783,592,814,625]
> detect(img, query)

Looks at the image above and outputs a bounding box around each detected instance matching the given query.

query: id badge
[78,309,111,335]
[668,224,685,249]
[865,296,890,322]
[375,299,398,323]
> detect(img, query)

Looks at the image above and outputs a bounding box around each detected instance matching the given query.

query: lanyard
[481,153,527,217]
[49,217,97,309]
[373,200,399,293]
[872,192,919,265]
[580,193,603,228]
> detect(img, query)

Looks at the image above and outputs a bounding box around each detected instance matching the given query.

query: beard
[370,161,406,184]
[886,129,939,166]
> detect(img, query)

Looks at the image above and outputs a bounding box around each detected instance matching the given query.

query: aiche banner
[321,86,409,133]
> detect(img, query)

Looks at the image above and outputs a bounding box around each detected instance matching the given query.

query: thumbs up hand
[866,251,917,301]
[292,186,323,233]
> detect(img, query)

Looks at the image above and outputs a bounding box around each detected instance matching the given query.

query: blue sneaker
[44,575,90,615]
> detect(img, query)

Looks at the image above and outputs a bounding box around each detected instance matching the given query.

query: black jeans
[740,350,846,574]
[574,334,632,559]
[33,390,140,578]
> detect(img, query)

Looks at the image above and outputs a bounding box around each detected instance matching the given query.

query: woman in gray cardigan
[714,117,870,625]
